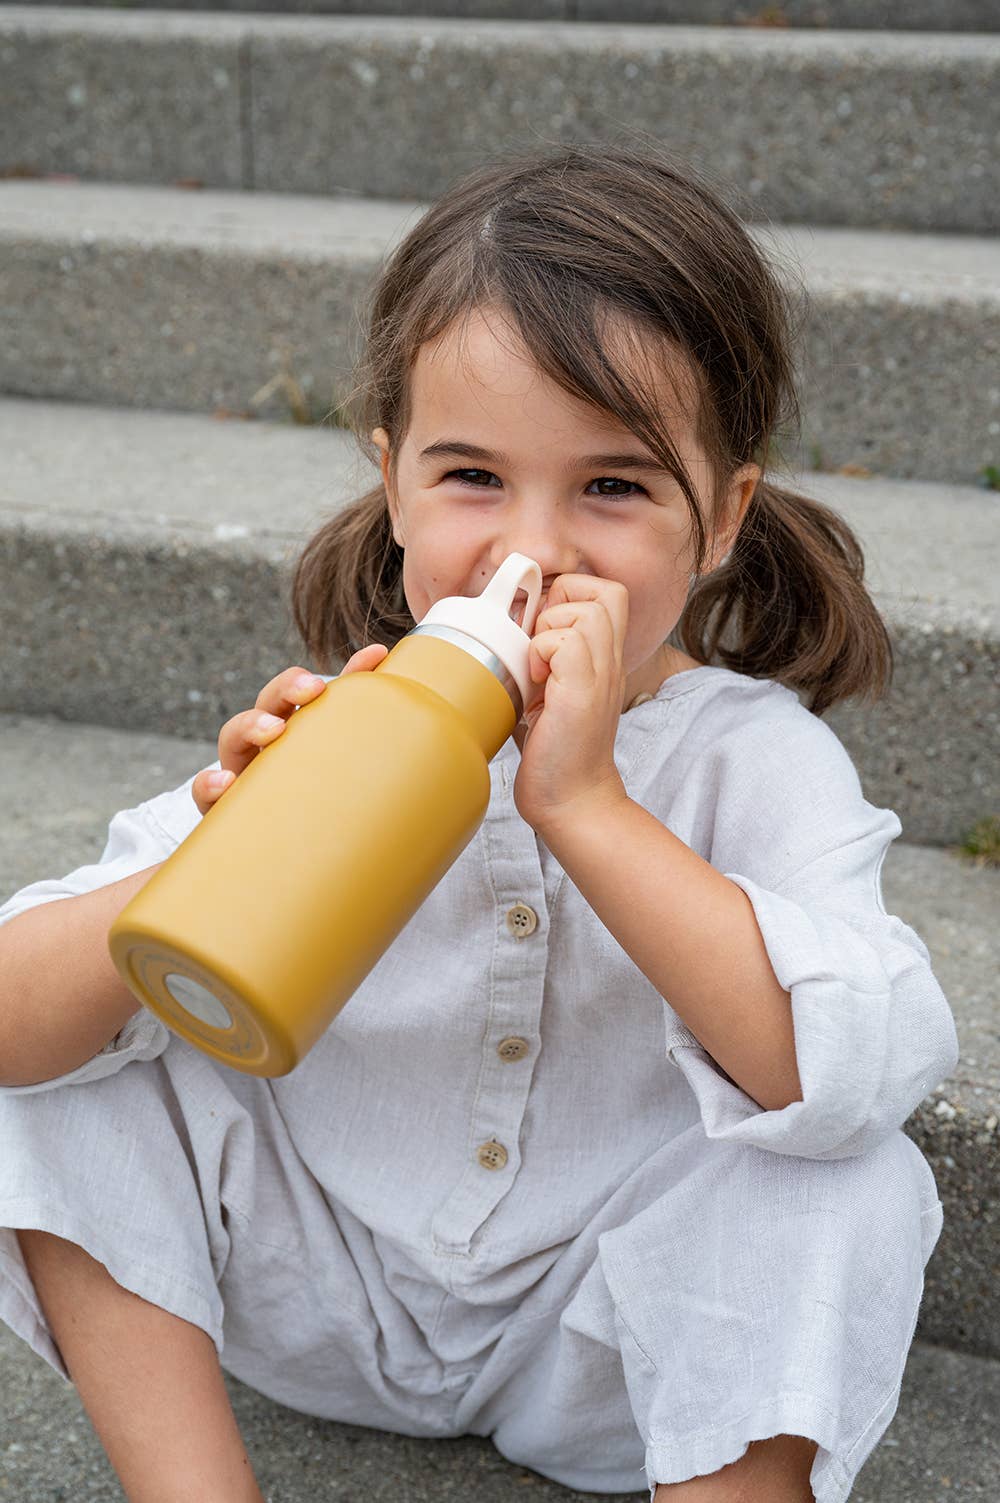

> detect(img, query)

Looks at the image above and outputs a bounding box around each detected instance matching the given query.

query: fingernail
[256,713,283,731]
[207,770,233,790]
[294,674,323,695]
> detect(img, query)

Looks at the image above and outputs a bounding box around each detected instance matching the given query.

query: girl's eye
[591,477,645,498]
[447,470,645,500]
[450,469,500,488]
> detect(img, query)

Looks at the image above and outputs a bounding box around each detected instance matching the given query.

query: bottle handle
[480,554,543,637]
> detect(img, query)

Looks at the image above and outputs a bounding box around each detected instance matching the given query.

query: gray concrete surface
[0,706,996,1355]
[4,0,1000,28]
[1,10,998,231]
[1,1321,998,1500]
[576,0,1000,23]
[1,182,998,486]
[0,8,246,190]
[1,397,997,842]
[0,180,420,430]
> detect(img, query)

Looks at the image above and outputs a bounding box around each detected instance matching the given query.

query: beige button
[477,1139,508,1171]
[505,902,537,938]
[497,1036,530,1062]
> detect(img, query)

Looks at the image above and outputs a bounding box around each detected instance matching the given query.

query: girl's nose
[489,540,580,584]
[489,553,566,624]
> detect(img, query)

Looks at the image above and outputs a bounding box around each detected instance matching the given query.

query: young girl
[0,142,959,1503]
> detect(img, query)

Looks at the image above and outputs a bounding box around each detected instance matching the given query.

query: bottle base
[115,941,298,1077]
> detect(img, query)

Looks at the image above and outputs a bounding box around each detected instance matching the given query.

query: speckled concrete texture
[1,1321,998,1499]
[1,399,996,841]
[4,0,1000,26]
[2,11,998,232]
[0,182,418,419]
[3,0,569,13]
[575,0,1000,25]
[0,9,247,188]
[0,185,998,484]
[245,19,1000,231]
[873,844,1000,1360]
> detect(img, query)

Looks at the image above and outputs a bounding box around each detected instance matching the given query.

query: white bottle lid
[416,553,543,713]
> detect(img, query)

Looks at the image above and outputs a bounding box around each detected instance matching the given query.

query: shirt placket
[430,751,551,1264]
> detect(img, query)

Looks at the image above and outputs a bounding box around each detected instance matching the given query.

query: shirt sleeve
[0,765,214,1095]
[662,704,961,1160]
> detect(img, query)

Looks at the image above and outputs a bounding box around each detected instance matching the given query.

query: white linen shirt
[0,664,960,1300]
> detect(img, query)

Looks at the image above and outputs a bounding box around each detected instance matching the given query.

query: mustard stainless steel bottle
[107,552,544,1078]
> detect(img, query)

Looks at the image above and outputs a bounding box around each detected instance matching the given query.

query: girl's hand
[191,646,389,816]
[511,574,629,837]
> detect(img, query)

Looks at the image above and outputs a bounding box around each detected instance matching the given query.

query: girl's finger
[528,625,598,680]
[191,765,236,816]
[194,650,389,816]
[255,663,331,716]
[199,703,310,814]
[207,665,329,811]
[339,643,390,676]
[538,580,628,666]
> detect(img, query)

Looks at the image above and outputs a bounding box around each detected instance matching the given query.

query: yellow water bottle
[107,552,544,1077]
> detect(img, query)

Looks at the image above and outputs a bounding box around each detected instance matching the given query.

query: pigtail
[290,483,412,673]
[677,480,894,718]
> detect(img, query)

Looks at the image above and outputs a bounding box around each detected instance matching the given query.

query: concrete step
[5,0,1000,33]
[2,181,998,487]
[2,395,997,843]
[1,1321,998,1501]
[0,708,996,1361]
[2,9,998,232]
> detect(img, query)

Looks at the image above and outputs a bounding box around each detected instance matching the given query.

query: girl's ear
[708,463,760,570]
[371,425,391,483]
[371,426,405,548]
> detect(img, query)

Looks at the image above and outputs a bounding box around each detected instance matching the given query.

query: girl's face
[372,306,759,714]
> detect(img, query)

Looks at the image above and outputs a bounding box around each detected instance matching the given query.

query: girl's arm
[536,712,960,1163]
[0,765,213,1094]
[539,797,801,1113]
[0,864,163,1088]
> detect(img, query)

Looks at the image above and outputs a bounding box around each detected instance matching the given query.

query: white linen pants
[0,1038,944,1502]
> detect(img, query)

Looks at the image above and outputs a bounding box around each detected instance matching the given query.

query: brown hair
[291,139,892,717]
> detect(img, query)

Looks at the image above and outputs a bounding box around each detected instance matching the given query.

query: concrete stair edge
[1,183,998,489]
[4,0,1000,28]
[1,396,997,620]
[1,9,998,232]
[1,395,997,849]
